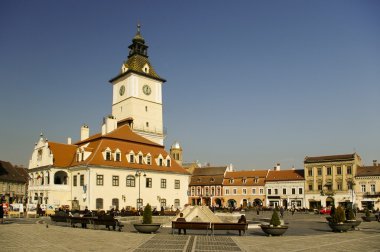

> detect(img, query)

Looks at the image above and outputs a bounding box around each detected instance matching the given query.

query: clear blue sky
[1,0,379,170]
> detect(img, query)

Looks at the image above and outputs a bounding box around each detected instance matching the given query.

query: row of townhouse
[186,153,380,210]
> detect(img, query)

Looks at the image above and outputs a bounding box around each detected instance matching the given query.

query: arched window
[96,198,103,209]
[126,175,135,187]
[54,171,68,185]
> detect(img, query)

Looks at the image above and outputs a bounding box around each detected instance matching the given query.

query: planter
[361,216,376,222]
[327,222,351,232]
[345,220,361,230]
[259,225,288,236]
[133,223,161,233]
[326,216,332,222]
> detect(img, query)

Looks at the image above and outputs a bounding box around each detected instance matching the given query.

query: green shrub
[142,204,152,224]
[365,208,371,217]
[270,209,281,226]
[332,206,346,223]
[347,208,355,220]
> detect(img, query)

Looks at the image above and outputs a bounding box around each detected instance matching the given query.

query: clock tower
[109,25,166,145]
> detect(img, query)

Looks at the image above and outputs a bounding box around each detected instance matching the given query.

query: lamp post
[347,180,355,210]
[135,171,146,210]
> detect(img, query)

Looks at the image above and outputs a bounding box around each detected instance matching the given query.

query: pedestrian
[291,206,296,216]
[280,206,285,218]
[256,206,260,215]
[0,204,4,224]
[176,213,187,235]
[237,215,247,236]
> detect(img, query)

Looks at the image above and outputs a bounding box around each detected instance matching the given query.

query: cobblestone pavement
[0,213,379,251]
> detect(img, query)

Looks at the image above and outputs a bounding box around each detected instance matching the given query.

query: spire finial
[137,23,141,34]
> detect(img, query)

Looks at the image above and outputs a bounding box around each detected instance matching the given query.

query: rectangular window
[274,189,278,195]
[337,166,342,175]
[260,188,264,194]
[252,188,256,194]
[139,155,143,164]
[292,188,296,194]
[308,168,313,176]
[242,188,247,195]
[370,184,375,193]
[268,189,271,195]
[318,184,322,190]
[73,175,77,186]
[146,178,152,188]
[147,156,151,165]
[327,167,332,175]
[233,188,237,195]
[96,175,103,186]
[308,184,313,191]
[175,180,180,189]
[337,183,342,190]
[174,199,180,208]
[161,179,166,188]
[299,188,303,194]
[317,168,322,176]
[112,176,119,186]
[129,154,134,163]
[283,188,287,195]
[80,175,84,186]
[106,152,111,161]
[167,159,171,167]
[115,153,121,161]
[347,166,352,175]
[361,184,366,192]
[225,189,230,195]
[159,159,163,166]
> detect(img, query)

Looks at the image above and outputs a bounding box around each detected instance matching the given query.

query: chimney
[67,137,72,145]
[102,115,117,135]
[80,124,89,141]
[373,160,378,166]
[274,163,281,171]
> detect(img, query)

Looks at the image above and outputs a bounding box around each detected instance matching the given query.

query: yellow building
[304,153,362,208]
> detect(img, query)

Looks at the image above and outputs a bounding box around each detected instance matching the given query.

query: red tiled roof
[48,125,189,174]
[356,165,380,177]
[266,169,305,181]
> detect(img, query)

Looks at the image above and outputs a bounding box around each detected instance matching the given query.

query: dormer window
[254,177,259,183]
[229,178,234,184]
[115,152,121,162]
[166,159,171,167]
[106,151,111,161]
[146,155,151,165]
[159,158,163,166]
[138,155,143,164]
[210,178,215,182]
[242,178,247,184]
[129,154,134,163]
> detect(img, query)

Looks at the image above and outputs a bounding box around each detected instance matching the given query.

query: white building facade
[27,27,190,211]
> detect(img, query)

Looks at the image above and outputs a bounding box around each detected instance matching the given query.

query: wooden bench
[50,215,69,223]
[212,223,248,236]
[172,221,212,235]
[92,217,124,231]
[68,216,94,228]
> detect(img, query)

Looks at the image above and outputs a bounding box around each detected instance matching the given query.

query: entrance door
[282,199,288,209]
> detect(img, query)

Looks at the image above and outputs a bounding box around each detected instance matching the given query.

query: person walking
[280,206,285,218]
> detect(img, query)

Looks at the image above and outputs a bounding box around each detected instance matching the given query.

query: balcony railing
[363,192,380,198]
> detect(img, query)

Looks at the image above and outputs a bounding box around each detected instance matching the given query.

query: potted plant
[259,208,288,236]
[361,208,376,222]
[345,207,361,230]
[133,204,161,233]
[328,206,351,232]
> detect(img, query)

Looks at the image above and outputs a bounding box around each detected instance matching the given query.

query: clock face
[143,85,151,95]
[119,85,125,96]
